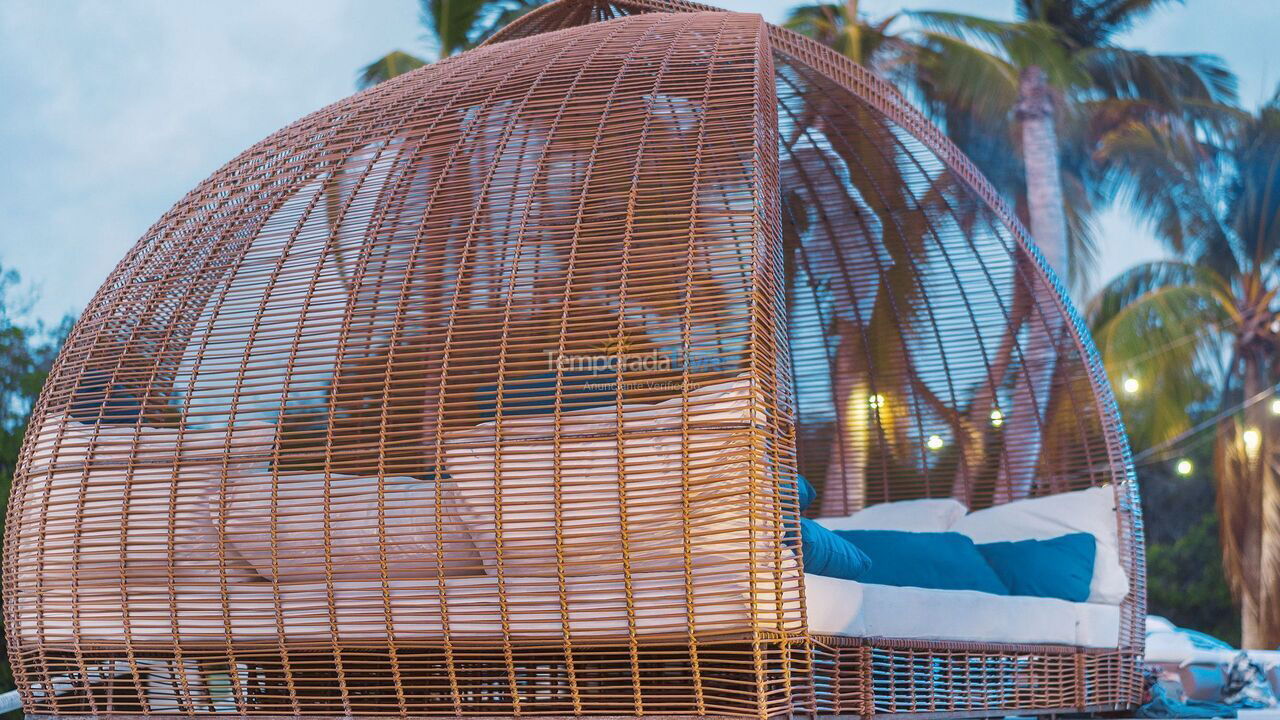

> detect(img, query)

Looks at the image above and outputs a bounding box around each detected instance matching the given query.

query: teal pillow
[474,371,614,419]
[800,518,871,580]
[835,530,1008,595]
[797,474,816,511]
[977,533,1096,602]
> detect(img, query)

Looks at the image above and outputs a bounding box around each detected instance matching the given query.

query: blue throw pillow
[797,474,817,511]
[474,371,615,420]
[836,530,1009,595]
[977,533,1096,602]
[799,518,871,580]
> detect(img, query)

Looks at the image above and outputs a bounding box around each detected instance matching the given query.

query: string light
[1270,399,1280,415]
[1175,459,1193,476]
[1243,428,1262,458]
[990,408,1004,428]
[1122,376,1140,395]
[868,394,885,411]
[926,434,944,451]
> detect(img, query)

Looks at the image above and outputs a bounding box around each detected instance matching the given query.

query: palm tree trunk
[1017,66,1069,283]
[994,66,1069,500]
[1241,354,1267,647]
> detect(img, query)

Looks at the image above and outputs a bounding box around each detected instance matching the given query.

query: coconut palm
[1089,92,1280,648]
[787,0,1236,500]
[358,0,547,88]
[788,0,1237,292]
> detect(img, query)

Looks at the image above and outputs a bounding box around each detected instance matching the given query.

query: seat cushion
[24,563,802,645]
[805,575,1121,648]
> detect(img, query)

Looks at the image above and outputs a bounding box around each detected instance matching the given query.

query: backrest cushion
[22,416,275,583]
[443,375,772,577]
[950,486,1129,604]
[224,471,484,581]
[817,498,968,532]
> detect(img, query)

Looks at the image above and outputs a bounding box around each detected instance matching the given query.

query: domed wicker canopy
[6,1,1143,718]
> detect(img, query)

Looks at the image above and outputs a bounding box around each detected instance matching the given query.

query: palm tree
[359,0,547,89]
[787,0,1236,292]
[786,0,1236,499]
[1090,93,1280,648]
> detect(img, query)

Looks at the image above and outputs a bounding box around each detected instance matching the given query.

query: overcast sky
[2,0,1278,327]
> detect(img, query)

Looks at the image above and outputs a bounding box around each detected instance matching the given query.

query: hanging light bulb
[1243,428,1262,459]
[1122,376,1140,395]
[868,393,886,412]
[989,408,1004,428]
[926,434,944,451]
[1270,398,1280,416]
[1175,459,1193,476]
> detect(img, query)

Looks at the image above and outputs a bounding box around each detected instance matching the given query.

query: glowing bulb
[1270,398,1280,415]
[1122,376,1139,395]
[1243,428,1262,457]
[868,393,885,411]
[926,434,944,451]
[990,408,1004,427]
[1175,459,1193,476]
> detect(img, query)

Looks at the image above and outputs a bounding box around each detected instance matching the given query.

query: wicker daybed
[4,1,1144,718]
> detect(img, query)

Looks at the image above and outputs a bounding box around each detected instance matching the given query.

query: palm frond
[421,0,489,58]
[357,51,428,90]
[1078,46,1237,109]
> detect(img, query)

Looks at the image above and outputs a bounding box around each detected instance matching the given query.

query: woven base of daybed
[19,634,1140,719]
[810,634,1143,719]
[17,634,805,718]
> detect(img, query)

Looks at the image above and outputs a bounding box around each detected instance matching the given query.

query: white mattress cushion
[950,486,1130,604]
[443,376,772,577]
[816,498,968,532]
[23,563,802,645]
[1075,601,1122,648]
[223,471,484,581]
[19,417,275,583]
[805,575,1121,648]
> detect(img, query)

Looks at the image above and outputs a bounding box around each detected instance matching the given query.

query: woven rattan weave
[5,1,1144,718]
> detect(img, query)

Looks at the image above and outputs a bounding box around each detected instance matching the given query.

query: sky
[2,0,1278,327]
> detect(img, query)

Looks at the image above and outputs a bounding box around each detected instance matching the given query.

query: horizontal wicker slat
[5,3,1143,719]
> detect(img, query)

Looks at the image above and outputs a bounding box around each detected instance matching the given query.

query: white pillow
[223,471,483,581]
[816,498,968,532]
[21,416,275,584]
[442,376,773,577]
[950,486,1130,605]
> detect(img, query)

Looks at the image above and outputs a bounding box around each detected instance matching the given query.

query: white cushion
[224,471,483,581]
[442,376,772,577]
[20,416,275,583]
[804,575,1121,648]
[816,498,968,532]
[24,562,802,645]
[950,486,1130,604]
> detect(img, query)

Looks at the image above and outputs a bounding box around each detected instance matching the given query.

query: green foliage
[1136,432,1236,646]
[1147,512,1241,646]
[908,2,1237,291]
[357,50,428,90]
[0,265,72,709]
[358,0,550,88]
